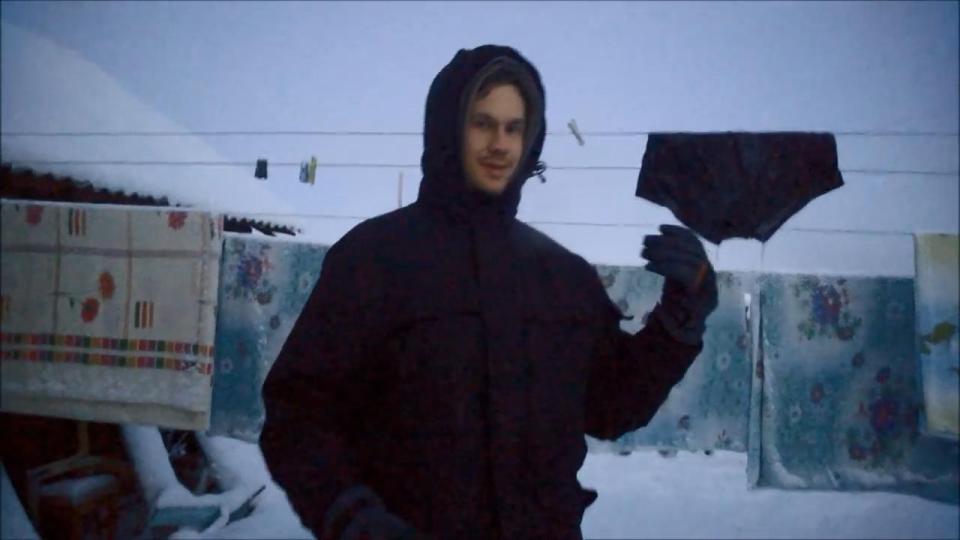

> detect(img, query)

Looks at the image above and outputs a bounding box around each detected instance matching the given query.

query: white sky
[1,1,958,271]
[2,1,957,214]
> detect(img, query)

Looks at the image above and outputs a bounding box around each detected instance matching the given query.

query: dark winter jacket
[260,44,702,540]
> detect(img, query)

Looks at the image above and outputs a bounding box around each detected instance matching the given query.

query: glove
[322,485,421,540]
[641,224,718,345]
[340,507,419,540]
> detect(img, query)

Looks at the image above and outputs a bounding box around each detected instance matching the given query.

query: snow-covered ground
[4,437,957,539]
[579,450,959,539]
[133,440,960,539]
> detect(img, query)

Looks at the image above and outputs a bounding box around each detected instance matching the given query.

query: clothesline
[5,160,958,177]
[223,211,919,239]
[3,130,958,137]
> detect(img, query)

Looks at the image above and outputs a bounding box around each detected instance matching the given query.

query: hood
[416,45,547,223]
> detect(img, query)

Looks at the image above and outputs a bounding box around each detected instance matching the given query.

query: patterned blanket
[1,200,221,430]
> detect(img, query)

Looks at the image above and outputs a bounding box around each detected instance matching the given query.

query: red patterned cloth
[1,200,222,430]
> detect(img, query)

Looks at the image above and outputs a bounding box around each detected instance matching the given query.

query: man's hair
[475,63,536,114]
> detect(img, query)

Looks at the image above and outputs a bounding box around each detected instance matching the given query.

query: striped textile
[0,200,222,430]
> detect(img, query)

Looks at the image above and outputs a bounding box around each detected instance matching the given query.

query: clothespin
[299,162,309,183]
[567,119,585,146]
[307,156,318,185]
[254,159,268,179]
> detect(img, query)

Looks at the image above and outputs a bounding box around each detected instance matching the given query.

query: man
[261,44,717,540]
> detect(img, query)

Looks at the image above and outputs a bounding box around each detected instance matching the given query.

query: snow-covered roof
[0,20,298,216]
[0,163,299,237]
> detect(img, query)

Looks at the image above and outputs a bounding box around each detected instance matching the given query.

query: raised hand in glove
[641,224,718,345]
[322,485,424,540]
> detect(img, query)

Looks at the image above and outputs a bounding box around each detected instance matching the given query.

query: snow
[0,21,297,216]
[1,463,40,540]
[579,449,959,539]
[38,474,117,505]
[120,425,310,538]
[123,439,958,540]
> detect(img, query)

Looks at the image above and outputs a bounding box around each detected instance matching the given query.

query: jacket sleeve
[260,236,385,536]
[583,273,704,441]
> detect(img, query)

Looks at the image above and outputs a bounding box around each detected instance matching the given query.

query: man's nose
[489,127,510,152]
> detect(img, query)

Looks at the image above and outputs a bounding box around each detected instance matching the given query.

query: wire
[2,129,958,137]
[5,159,958,177]
[225,212,924,238]
[228,212,369,221]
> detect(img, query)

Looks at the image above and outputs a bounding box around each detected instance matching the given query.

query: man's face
[462,83,526,196]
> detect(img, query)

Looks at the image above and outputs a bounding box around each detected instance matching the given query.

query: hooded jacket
[260,45,702,540]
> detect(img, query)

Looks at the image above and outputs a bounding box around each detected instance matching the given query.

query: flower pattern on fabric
[209,237,328,442]
[224,242,277,303]
[26,205,43,226]
[919,321,957,355]
[80,297,100,323]
[597,266,751,454]
[98,271,116,300]
[794,277,862,341]
[167,211,188,230]
[756,274,957,504]
[870,396,900,436]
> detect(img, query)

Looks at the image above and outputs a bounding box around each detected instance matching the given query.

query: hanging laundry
[307,156,318,185]
[914,234,959,440]
[597,265,752,454]
[254,159,268,180]
[751,273,959,504]
[298,162,309,183]
[208,236,329,441]
[635,132,844,244]
[0,201,221,430]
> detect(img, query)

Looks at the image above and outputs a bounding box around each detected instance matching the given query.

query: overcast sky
[2,1,957,252]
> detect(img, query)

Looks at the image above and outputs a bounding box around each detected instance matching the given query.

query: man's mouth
[481,162,510,176]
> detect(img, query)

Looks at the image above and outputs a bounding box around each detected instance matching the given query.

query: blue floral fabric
[751,274,959,503]
[204,236,958,503]
[207,236,329,442]
[593,266,754,453]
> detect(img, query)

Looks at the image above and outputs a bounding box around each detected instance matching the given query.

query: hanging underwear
[635,132,844,244]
